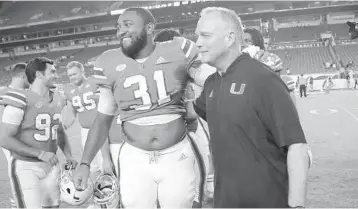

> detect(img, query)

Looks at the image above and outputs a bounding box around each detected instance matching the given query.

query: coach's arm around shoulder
[0,105,59,166]
[256,73,312,208]
[73,87,116,190]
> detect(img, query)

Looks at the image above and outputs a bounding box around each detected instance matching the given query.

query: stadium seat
[335,44,358,71]
[273,46,332,74]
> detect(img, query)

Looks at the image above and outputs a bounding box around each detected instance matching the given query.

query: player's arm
[62,88,77,129]
[175,37,215,87]
[80,87,117,166]
[58,108,74,161]
[0,105,43,158]
[193,88,207,122]
[184,82,199,119]
[254,72,311,207]
[62,100,77,129]
[95,85,115,172]
[100,137,115,174]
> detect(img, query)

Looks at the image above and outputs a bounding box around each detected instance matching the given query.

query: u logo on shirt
[230,83,246,95]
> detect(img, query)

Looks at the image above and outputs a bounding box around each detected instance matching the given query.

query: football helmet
[93,172,120,208]
[59,164,93,206]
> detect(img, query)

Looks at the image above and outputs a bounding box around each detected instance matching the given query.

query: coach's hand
[38,151,59,167]
[73,163,91,191]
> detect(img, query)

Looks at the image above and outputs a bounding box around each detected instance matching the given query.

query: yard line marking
[309,109,338,115]
[338,105,358,122]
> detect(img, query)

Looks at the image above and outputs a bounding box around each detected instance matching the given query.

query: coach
[194,7,311,208]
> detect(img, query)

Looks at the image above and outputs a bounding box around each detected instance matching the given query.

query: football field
[0,90,358,207]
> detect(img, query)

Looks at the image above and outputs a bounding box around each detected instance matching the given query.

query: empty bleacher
[0,1,164,27]
[272,26,324,42]
[334,44,358,71]
[273,46,332,74]
[0,1,114,26]
[271,23,352,43]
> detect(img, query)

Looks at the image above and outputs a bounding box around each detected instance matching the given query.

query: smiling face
[195,12,231,66]
[67,66,84,86]
[38,63,59,88]
[116,11,148,58]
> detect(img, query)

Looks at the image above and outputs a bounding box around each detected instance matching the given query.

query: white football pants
[2,148,17,208]
[194,118,214,198]
[9,159,61,208]
[119,134,205,209]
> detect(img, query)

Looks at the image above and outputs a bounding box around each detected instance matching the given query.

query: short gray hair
[66,61,84,72]
[200,7,244,43]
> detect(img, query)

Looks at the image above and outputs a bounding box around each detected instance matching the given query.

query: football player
[63,61,114,174]
[242,28,297,105]
[154,29,216,202]
[0,63,30,208]
[74,7,212,208]
[0,57,77,208]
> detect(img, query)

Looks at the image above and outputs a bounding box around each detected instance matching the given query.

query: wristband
[80,162,91,169]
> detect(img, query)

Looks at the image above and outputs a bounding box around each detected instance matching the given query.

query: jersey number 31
[124,70,170,110]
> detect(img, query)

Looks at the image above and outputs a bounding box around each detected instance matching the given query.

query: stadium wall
[289,73,355,92]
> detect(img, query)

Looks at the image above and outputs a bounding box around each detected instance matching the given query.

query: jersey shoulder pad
[173,36,197,59]
[93,49,119,78]
[91,49,119,88]
[256,51,282,72]
[281,75,296,91]
[0,89,27,109]
[267,52,283,71]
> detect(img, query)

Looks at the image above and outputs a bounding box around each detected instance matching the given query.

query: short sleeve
[0,90,27,109]
[173,37,204,82]
[281,75,296,92]
[174,37,199,67]
[255,72,306,148]
[89,53,115,89]
[97,87,118,116]
[2,105,24,125]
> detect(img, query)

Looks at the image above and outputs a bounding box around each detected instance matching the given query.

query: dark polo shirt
[194,53,306,208]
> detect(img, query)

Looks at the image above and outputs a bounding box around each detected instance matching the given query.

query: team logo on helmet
[59,164,93,206]
[93,172,120,208]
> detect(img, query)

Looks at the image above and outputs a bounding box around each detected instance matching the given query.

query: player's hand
[65,157,78,169]
[73,163,91,191]
[38,151,59,167]
[102,160,115,174]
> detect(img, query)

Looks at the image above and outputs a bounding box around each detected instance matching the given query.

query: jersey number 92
[34,113,61,141]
